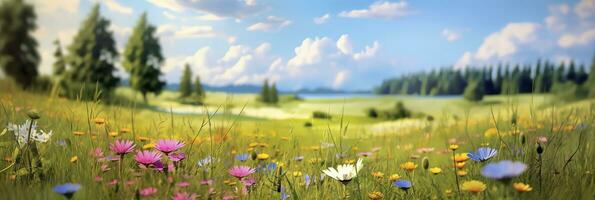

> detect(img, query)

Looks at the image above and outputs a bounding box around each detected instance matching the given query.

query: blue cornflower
[481,160,527,180]
[467,147,497,162]
[393,180,412,190]
[304,175,311,186]
[266,162,278,171]
[53,183,81,199]
[235,153,250,162]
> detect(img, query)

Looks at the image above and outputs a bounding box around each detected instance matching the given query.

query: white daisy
[322,159,363,184]
[7,120,53,148]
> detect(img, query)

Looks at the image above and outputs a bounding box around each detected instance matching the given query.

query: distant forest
[375,57,594,96]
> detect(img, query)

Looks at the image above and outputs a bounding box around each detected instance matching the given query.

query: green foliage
[193,75,205,104]
[587,54,595,97]
[551,82,588,102]
[52,40,66,77]
[366,108,378,118]
[0,0,39,89]
[270,83,279,103]
[312,111,332,119]
[122,12,165,103]
[61,4,119,99]
[259,79,279,104]
[464,79,485,102]
[179,64,192,98]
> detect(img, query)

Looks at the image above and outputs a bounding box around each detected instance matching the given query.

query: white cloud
[332,70,350,89]
[575,0,595,19]
[163,11,177,20]
[221,45,251,63]
[158,24,216,38]
[442,29,461,42]
[147,0,185,12]
[558,27,595,47]
[336,34,353,55]
[314,14,330,24]
[454,52,473,69]
[30,0,79,14]
[102,0,133,15]
[339,1,413,20]
[255,43,271,56]
[545,4,570,32]
[227,36,237,44]
[246,16,292,32]
[196,14,226,21]
[287,37,334,67]
[353,41,380,60]
[147,0,264,19]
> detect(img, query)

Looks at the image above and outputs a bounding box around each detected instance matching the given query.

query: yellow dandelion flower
[444,189,453,197]
[308,158,322,164]
[461,180,486,193]
[449,144,459,151]
[93,118,106,125]
[455,162,466,169]
[512,182,532,193]
[453,153,469,162]
[292,171,302,177]
[119,128,131,133]
[429,167,442,175]
[484,128,498,137]
[257,153,270,160]
[70,156,78,163]
[367,191,383,199]
[73,131,85,136]
[371,171,384,178]
[457,170,467,177]
[344,159,356,164]
[137,136,150,142]
[143,143,155,150]
[248,142,259,148]
[389,174,401,181]
[108,131,119,137]
[400,161,418,172]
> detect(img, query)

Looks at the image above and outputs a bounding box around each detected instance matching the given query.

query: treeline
[376,57,595,101]
[0,0,206,104]
[259,79,279,104]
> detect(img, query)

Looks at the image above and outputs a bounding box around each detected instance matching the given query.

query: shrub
[463,80,484,102]
[304,121,312,127]
[367,108,378,118]
[312,111,332,119]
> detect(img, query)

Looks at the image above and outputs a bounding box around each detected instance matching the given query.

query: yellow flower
[512,182,532,193]
[400,161,418,172]
[457,170,467,177]
[453,153,469,162]
[293,171,302,177]
[308,158,322,164]
[119,128,131,133]
[367,191,383,199]
[461,180,486,193]
[70,156,78,163]
[344,159,356,164]
[455,162,466,169]
[444,189,453,197]
[449,144,459,151]
[223,179,237,186]
[429,167,442,175]
[108,131,119,137]
[248,142,259,148]
[371,171,384,178]
[143,143,155,150]
[257,153,270,160]
[484,128,498,137]
[73,131,85,136]
[94,118,106,125]
[137,136,150,142]
[389,174,401,181]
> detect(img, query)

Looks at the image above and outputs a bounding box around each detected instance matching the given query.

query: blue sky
[29,0,595,90]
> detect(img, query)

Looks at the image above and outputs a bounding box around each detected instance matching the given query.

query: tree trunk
[142,92,148,104]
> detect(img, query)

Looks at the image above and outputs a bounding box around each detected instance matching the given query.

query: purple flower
[53,183,81,198]
[393,180,412,190]
[109,140,135,155]
[235,153,250,162]
[168,152,186,162]
[467,147,497,162]
[481,160,527,180]
[134,150,162,167]
[155,139,184,154]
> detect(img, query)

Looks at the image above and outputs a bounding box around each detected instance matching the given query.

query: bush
[551,82,588,102]
[367,108,378,118]
[463,80,484,102]
[312,111,332,119]
[368,101,412,120]
[304,121,312,127]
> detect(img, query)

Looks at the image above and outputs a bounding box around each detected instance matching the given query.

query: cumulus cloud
[574,0,595,19]
[158,24,217,38]
[287,37,334,67]
[558,27,595,47]
[339,1,414,20]
[332,70,350,89]
[455,23,539,68]
[336,34,353,55]
[353,41,380,60]
[146,0,264,19]
[442,29,461,42]
[101,0,133,15]
[246,16,292,32]
[30,0,79,14]
[314,14,330,24]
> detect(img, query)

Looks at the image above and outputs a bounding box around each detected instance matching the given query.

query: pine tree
[575,63,588,85]
[260,79,270,103]
[0,0,39,89]
[52,39,66,76]
[588,54,595,97]
[554,62,566,83]
[464,78,485,102]
[567,60,577,83]
[193,75,205,102]
[62,4,119,98]
[534,59,544,93]
[270,83,279,103]
[543,60,554,92]
[122,13,166,103]
[179,64,192,98]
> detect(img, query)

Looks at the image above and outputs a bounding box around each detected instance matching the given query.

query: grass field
[0,81,594,199]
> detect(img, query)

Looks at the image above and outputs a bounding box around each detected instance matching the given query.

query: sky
[28,0,595,91]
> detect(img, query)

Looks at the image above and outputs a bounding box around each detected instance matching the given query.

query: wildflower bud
[521,134,526,145]
[251,151,258,160]
[27,109,40,120]
[536,144,543,155]
[422,157,430,170]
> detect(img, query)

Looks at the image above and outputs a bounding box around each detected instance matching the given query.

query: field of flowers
[0,85,594,199]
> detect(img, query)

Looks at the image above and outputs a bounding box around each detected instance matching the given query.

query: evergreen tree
[193,75,205,102]
[122,13,165,103]
[518,65,533,93]
[52,39,66,76]
[494,63,504,94]
[260,79,270,103]
[179,64,192,97]
[62,4,119,98]
[270,83,279,103]
[567,60,577,83]
[464,78,485,102]
[554,62,566,83]
[543,60,554,92]
[0,0,39,89]
[588,55,595,97]
[575,63,588,85]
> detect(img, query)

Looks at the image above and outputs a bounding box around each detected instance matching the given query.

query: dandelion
[371,171,384,178]
[155,139,184,154]
[467,147,497,162]
[53,183,81,199]
[512,182,533,192]
[134,150,162,167]
[256,153,270,160]
[293,171,303,177]
[457,170,467,177]
[94,118,106,125]
[430,167,442,175]
[172,192,197,200]
[461,180,486,193]
[367,191,383,199]
[322,158,363,184]
[449,144,459,151]
[389,174,401,181]
[228,166,256,179]
[393,180,412,190]
[481,160,527,180]
[400,161,417,172]
[70,156,78,163]
[452,153,469,162]
[235,153,250,162]
[455,162,466,169]
[7,120,53,148]
[109,140,135,155]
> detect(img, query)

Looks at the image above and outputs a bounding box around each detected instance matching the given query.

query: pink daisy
[155,139,185,154]
[109,140,135,155]
[139,187,157,196]
[172,192,197,200]
[134,150,162,166]
[228,166,255,179]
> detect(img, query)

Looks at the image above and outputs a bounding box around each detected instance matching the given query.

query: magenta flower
[109,140,135,155]
[139,187,157,196]
[168,152,186,162]
[172,192,197,200]
[228,166,255,179]
[134,150,162,166]
[155,139,185,154]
